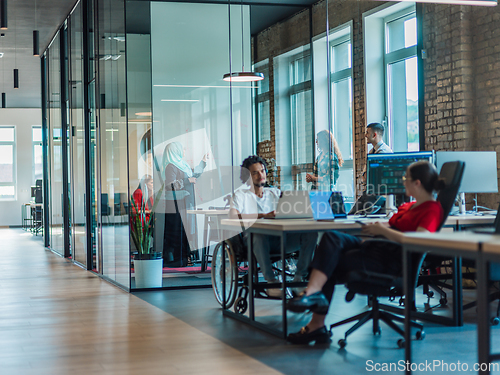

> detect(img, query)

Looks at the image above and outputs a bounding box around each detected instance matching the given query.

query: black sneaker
[287,326,332,345]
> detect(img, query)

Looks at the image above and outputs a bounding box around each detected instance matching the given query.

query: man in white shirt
[365,122,393,154]
[230,155,316,297]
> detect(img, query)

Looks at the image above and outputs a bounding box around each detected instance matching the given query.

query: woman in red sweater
[286,161,445,344]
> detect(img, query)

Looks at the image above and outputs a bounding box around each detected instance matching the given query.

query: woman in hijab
[162,141,208,267]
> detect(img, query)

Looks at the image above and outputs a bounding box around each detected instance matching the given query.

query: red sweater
[388,201,443,233]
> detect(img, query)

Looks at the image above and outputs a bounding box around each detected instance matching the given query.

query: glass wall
[41,0,354,291]
[69,4,87,266]
[47,31,64,256]
[97,0,130,286]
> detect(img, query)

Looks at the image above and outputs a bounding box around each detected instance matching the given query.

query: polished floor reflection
[3,228,500,374]
[0,229,279,374]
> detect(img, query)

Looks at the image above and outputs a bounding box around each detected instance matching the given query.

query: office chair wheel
[439,297,448,306]
[427,290,435,298]
[416,330,425,340]
[338,339,347,349]
[211,240,238,308]
[373,327,381,336]
[399,297,405,306]
[345,291,355,302]
[491,317,500,326]
[397,339,405,349]
[234,297,248,314]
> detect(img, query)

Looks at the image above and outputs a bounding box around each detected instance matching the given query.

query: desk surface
[187,209,229,216]
[403,231,494,251]
[444,214,496,226]
[221,217,387,232]
[481,236,500,254]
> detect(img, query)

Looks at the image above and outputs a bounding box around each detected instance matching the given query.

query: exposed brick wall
[423,5,474,152]
[254,1,500,207]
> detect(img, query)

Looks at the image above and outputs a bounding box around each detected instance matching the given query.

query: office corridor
[0,229,280,375]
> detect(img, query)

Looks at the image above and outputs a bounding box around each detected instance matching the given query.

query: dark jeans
[310,231,402,314]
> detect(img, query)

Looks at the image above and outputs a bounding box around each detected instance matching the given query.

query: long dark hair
[408,161,446,193]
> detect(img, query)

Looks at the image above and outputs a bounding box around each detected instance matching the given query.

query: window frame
[254,59,271,143]
[32,125,43,185]
[383,9,418,152]
[288,50,313,166]
[0,125,17,201]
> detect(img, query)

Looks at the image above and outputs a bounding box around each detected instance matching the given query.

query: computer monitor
[367,151,435,195]
[435,151,498,193]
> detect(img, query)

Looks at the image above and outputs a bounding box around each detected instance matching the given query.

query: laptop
[472,204,500,234]
[308,191,348,221]
[274,191,313,219]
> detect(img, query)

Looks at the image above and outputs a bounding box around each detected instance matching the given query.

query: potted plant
[130,184,164,288]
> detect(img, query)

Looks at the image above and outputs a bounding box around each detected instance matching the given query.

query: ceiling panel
[0,0,315,108]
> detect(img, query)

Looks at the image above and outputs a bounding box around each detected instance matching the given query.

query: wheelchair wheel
[211,240,238,308]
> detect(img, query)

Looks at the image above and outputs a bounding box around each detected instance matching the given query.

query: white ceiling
[0,0,316,108]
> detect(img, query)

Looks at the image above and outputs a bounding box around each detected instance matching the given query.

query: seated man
[229,155,317,297]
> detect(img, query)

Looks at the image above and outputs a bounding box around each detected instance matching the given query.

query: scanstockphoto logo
[366,360,500,372]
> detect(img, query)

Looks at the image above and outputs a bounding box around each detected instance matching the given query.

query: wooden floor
[0,229,281,375]
[5,228,500,375]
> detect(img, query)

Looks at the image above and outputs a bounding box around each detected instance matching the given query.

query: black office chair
[329,161,465,348]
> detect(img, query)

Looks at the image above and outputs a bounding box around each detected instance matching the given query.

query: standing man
[230,155,316,297]
[365,122,393,154]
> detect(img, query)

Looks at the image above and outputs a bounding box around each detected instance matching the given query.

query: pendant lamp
[33,0,39,56]
[223,0,263,82]
[0,0,6,30]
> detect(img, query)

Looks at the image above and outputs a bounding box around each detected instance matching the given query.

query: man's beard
[254,182,266,188]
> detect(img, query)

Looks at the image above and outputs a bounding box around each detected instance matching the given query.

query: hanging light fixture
[1,32,4,107]
[33,0,39,56]
[222,0,263,82]
[13,9,16,88]
[0,0,6,30]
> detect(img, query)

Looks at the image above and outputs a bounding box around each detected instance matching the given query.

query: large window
[289,51,313,165]
[255,60,270,143]
[330,35,353,161]
[32,126,43,184]
[385,10,418,151]
[0,126,16,200]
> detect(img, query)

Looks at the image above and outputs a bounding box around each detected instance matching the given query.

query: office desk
[444,214,496,230]
[187,209,228,271]
[219,217,383,338]
[402,232,495,374]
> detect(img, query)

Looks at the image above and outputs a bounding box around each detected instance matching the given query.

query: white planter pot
[134,259,163,288]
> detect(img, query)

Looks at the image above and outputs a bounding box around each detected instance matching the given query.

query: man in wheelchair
[229,155,317,298]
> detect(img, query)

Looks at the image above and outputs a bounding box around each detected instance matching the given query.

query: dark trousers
[310,231,402,313]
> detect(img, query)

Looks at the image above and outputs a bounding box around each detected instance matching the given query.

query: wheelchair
[211,233,300,314]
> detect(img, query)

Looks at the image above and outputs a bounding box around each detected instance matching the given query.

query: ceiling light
[135,112,152,116]
[111,54,121,61]
[1,0,7,30]
[33,30,39,56]
[222,0,264,83]
[0,52,3,58]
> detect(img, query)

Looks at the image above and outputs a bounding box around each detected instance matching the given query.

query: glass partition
[97,0,130,287]
[69,3,87,267]
[48,31,64,256]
